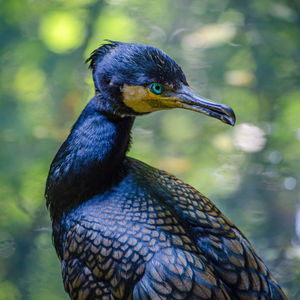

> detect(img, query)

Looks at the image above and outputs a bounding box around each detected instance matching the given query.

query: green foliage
[0,0,299,298]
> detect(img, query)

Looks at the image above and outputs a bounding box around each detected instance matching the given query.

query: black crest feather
[85,40,121,71]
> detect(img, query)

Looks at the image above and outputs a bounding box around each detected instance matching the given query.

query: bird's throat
[45,97,134,221]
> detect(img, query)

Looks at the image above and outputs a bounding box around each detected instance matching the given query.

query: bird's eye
[149,83,163,95]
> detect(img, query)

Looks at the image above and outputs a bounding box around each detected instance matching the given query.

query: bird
[45,41,287,300]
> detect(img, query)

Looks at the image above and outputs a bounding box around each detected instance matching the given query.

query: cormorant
[46,41,287,299]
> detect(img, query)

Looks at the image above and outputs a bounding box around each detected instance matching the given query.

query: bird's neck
[46,96,134,221]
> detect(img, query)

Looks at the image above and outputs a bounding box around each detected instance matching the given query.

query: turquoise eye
[150,83,163,95]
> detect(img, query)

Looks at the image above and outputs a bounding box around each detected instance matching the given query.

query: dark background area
[0,0,299,299]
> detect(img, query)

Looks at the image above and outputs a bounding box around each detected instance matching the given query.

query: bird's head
[86,41,235,125]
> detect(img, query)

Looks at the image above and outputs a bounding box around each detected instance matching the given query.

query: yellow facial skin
[122,84,236,126]
[122,84,182,113]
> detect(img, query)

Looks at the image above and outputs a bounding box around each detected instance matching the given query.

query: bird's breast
[61,170,215,299]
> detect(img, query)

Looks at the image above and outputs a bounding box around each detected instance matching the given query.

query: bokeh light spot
[269,151,282,164]
[183,23,236,49]
[212,133,233,152]
[0,281,21,300]
[234,123,266,152]
[86,10,136,55]
[284,177,297,190]
[269,3,298,22]
[225,70,255,86]
[14,65,46,101]
[158,157,191,174]
[40,12,86,53]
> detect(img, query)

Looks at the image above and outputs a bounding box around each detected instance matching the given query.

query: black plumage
[46,41,287,299]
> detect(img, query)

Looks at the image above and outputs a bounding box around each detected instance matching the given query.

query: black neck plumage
[45,96,134,221]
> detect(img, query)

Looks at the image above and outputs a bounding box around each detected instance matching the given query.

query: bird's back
[58,157,286,300]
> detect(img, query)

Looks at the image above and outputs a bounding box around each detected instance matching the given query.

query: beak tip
[223,116,235,126]
[221,105,236,126]
[174,85,236,126]
[229,115,236,126]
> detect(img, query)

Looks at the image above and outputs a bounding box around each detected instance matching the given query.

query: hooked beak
[168,85,236,126]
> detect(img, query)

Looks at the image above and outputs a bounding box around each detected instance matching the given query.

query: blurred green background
[0,0,299,299]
